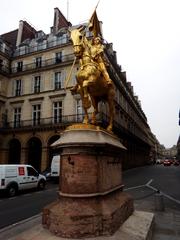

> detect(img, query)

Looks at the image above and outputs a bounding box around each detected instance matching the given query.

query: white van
[0,164,46,197]
[51,155,60,180]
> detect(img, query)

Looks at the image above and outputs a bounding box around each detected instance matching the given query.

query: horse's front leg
[91,97,98,125]
[76,84,89,124]
[83,109,89,124]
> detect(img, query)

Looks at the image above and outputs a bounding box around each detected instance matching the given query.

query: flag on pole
[88,10,102,37]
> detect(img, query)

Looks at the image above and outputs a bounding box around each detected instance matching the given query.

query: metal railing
[0,112,150,146]
[13,36,69,57]
[0,114,85,130]
[0,65,10,74]
[11,53,74,73]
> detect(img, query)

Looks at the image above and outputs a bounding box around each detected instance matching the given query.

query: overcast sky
[0,0,179,148]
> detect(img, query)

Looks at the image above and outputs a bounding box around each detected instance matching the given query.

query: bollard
[154,190,165,211]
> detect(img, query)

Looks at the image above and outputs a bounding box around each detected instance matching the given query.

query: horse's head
[69,26,86,58]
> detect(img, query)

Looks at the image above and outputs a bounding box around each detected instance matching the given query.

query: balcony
[0,114,85,131]
[13,35,69,57]
[11,53,75,74]
[0,65,10,75]
[0,112,151,147]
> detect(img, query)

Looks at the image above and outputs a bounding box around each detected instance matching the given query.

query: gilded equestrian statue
[69,26,115,131]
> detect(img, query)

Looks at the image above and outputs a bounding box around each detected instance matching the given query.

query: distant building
[0,8,156,171]
[162,145,177,159]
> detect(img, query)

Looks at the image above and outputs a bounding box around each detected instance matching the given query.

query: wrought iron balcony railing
[0,114,85,130]
[13,35,69,57]
[11,53,74,74]
[0,112,150,145]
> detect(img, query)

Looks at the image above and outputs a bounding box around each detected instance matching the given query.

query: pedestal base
[43,191,134,238]
[43,124,133,238]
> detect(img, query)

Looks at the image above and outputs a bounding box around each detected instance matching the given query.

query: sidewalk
[0,186,180,240]
[128,186,180,240]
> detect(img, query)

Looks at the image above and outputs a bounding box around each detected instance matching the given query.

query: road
[123,164,180,201]
[0,164,179,229]
[0,183,58,229]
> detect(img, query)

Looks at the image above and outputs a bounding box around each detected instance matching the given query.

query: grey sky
[1,0,179,148]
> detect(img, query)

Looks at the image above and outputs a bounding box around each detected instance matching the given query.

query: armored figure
[90,37,112,86]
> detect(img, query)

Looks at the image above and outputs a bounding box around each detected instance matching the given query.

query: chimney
[16,20,24,46]
[53,8,72,35]
[53,8,60,35]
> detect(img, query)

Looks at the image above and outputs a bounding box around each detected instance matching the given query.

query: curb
[0,214,41,240]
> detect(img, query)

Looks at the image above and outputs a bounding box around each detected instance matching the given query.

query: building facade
[0,8,155,172]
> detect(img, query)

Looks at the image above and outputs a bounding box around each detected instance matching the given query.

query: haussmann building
[0,8,156,172]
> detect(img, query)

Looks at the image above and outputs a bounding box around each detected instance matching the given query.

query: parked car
[50,155,60,181]
[156,159,162,164]
[174,160,180,166]
[41,167,51,181]
[0,164,46,197]
[163,159,171,166]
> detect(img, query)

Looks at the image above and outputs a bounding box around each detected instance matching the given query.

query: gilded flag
[88,10,102,37]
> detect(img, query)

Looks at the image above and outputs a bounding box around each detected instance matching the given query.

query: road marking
[146,184,180,205]
[125,179,180,205]
[124,179,154,191]
[146,179,153,185]
[124,184,145,191]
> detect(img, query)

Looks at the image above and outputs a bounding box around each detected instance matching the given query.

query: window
[27,167,38,176]
[76,99,83,122]
[35,57,42,68]
[15,79,21,96]
[32,104,41,126]
[14,107,21,128]
[53,101,62,123]
[0,59,3,69]
[17,61,23,72]
[55,52,62,63]
[54,72,62,90]
[34,76,41,93]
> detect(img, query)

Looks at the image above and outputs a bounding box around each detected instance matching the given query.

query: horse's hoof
[106,126,112,132]
[83,119,89,124]
[91,120,96,125]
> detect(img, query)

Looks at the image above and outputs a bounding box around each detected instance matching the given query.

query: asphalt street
[0,164,180,230]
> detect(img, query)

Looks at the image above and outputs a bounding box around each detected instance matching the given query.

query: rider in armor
[90,37,112,85]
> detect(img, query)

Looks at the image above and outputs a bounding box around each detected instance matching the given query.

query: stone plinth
[42,124,134,238]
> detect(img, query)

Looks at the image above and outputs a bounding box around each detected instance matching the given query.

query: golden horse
[69,26,115,131]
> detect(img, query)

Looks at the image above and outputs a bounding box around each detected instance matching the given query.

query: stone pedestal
[42,124,134,238]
